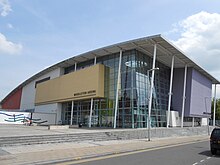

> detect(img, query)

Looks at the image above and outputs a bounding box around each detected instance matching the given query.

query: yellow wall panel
[35,64,105,105]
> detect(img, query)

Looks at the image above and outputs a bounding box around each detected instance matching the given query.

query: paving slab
[0,148,10,156]
[0,124,213,164]
[0,124,138,137]
[0,135,209,165]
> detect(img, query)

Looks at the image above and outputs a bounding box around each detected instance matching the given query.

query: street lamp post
[204,96,212,135]
[147,67,159,141]
[213,84,217,127]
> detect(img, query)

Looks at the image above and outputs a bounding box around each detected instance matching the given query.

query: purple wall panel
[185,68,192,116]
[172,67,212,117]
[172,68,191,116]
[190,69,212,116]
[172,68,184,113]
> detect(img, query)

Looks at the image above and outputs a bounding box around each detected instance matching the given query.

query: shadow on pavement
[199,150,212,156]
[199,150,220,157]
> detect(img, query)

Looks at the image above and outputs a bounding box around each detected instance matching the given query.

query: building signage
[74,90,96,97]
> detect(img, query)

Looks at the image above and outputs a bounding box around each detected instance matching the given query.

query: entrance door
[61,102,72,125]
[73,102,82,125]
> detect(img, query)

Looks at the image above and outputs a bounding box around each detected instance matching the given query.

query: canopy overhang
[1,34,219,104]
[56,34,219,84]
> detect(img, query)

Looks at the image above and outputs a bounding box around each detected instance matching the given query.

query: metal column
[88,56,97,128]
[148,44,157,141]
[114,50,122,129]
[89,98,94,128]
[147,71,150,128]
[181,65,187,128]
[192,117,194,127]
[167,55,174,128]
[70,101,74,125]
[213,84,217,126]
[94,56,97,65]
[131,68,134,128]
[74,63,77,71]
[76,103,78,125]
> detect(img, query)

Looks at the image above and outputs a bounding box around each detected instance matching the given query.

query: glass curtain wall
[133,51,170,127]
[62,49,170,128]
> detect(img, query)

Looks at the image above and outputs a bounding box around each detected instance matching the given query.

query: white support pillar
[213,84,217,126]
[167,55,174,128]
[89,98,94,128]
[148,44,157,141]
[207,117,210,135]
[70,101,74,125]
[74,62,77,71]
[89,56,96,127]
[181,65,187,128]
[192,117,195,127]
[94,56,97,65]
[114,50,123,129]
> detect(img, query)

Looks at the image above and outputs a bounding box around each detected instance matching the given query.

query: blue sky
[1,0,220,100]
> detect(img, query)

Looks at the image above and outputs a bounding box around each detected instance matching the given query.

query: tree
[211,99,220,120]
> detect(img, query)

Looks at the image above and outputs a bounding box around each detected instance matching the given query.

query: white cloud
[171,11,220,74]
[0,0,12,17]
[7,23,13,29]
[0,33,23,55]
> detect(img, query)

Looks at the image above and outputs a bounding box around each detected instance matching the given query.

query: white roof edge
[1,34,219,104]
[159,35,220,84]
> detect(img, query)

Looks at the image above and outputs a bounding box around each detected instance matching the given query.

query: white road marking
[192,156,212,165]
[200,159,205,162]
[58,140,209,165]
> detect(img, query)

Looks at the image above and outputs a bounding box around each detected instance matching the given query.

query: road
[61,140,220,165]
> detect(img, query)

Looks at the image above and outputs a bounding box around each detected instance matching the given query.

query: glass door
[61,102,72,125]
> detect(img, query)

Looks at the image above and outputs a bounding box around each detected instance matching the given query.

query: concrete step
[0,126,212,147]
[0,132,118,147]
[0,135,113,143]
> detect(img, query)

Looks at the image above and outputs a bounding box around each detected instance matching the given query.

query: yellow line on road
[57,139,208,165]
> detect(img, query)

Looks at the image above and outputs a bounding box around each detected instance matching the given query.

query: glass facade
[61,49,170,128]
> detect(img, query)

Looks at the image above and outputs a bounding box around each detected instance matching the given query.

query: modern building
[0,35,219,128]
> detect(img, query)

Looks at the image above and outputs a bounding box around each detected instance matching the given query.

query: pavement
[0,124,151,137]
[0,124,113,137]
[0,124,210,165]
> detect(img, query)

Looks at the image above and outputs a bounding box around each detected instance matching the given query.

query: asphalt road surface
[63,140,220,165]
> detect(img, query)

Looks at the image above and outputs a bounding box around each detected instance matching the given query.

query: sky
[1,0,220,100]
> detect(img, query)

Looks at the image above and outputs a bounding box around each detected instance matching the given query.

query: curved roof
[1,34,219,104]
